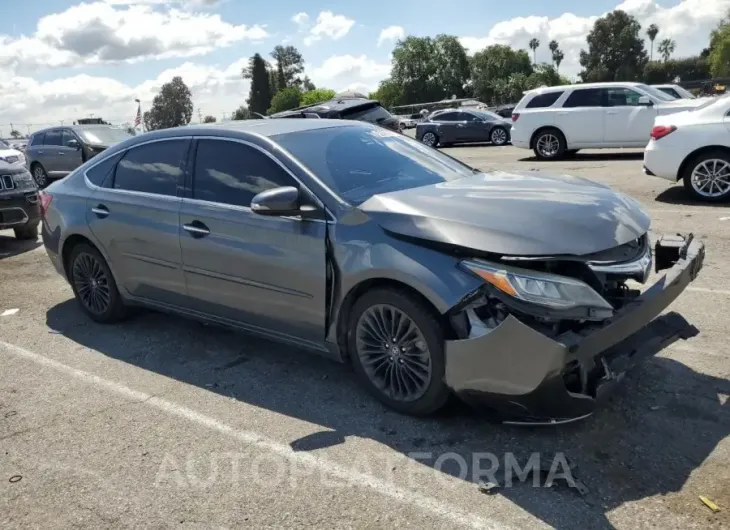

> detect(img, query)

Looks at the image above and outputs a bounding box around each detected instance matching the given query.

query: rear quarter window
[526,91,564,108]
[85,152,124,187]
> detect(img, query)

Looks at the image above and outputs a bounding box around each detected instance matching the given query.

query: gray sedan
[415,109,512,147]
[40,119,704,423]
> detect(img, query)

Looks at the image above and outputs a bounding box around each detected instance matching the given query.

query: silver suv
[26,125,132,187]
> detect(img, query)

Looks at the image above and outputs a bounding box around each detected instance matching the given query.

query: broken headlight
[459,258,613,316]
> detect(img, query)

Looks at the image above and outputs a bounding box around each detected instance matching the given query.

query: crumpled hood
[359,170,651,257]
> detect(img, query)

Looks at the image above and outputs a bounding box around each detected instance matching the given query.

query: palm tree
[658,38,676,62]
[554,50,565,73]
[548,40,559,66]
[529,38,540,65]
[647,24,659,61]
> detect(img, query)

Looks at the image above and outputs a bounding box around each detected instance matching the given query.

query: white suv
[510,82,706,160]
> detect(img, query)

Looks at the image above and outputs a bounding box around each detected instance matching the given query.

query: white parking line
[687,286,730,296]
[0,340,508,530]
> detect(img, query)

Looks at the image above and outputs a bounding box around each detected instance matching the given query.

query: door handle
[58,152,65,155]
[91,205,109,218]
[38,150,44,154]
[182,221,210,238]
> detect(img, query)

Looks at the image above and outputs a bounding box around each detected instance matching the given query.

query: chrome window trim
[190,135,335,222]
[83,136,190,200]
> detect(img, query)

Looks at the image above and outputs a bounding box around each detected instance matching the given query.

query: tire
[682,150,730,202]
[490,126,509,146]
[348,288,450,416]
[532,128,566,160]
[31,163,49,188]
[421,131,439,148]
[14,223,39,240]
[68,243,128,323]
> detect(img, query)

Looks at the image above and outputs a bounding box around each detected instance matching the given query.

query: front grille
[581,234,648,264]
[0,175,15,190]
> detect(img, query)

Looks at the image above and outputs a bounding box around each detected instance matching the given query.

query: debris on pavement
[9,475,22,483]
[478,481,500,494]
[700,495,721,513]
[1,308,19,317]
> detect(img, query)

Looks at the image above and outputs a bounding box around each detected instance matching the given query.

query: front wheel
[533,129,566,160]
[348,288,449,416]
[683,150,730,202]
[32,164,49,188]
[490,126,509,146]
[68,244,128,323]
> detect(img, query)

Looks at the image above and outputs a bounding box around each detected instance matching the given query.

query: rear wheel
[421,132,439,148]
[14,223,39,240]
[68,243,128,323]
[348,288,449,416]
[533,129,566,160]
[682,150,730,202]
[31,163,48,188]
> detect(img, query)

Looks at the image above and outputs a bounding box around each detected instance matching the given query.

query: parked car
[269,97,402,133]
[510,82,707,160]
[0,161,41,240]
[26,125,133,187]
[40,119,705,422]
[396,115,417,131]
[0,139,26,167]
[416,109,512,147]
[644,95,730,201]
[652,84,695,99]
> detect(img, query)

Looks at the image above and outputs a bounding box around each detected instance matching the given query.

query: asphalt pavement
[1,145,729,529]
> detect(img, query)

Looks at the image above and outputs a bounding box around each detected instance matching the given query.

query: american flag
[134,103,141,127]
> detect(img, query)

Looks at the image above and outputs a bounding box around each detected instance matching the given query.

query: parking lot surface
[2,145,729,529]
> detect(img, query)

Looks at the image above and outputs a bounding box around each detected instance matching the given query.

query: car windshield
[636,84,676,101]
[343,104,394,124]
[79,127,133,145]
[273,125,476,205]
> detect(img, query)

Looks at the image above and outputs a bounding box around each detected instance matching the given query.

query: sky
[0,0,727,134]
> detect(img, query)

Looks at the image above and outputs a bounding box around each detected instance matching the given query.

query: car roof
[270,97,380,118]
[527,81,645,95]
[31,124,120,135]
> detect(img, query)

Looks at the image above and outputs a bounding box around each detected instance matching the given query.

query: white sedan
[643,95,730,201]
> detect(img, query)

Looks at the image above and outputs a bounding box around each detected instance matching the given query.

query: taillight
[650,125,676,140]
[39,190,53,216]
[511,113,520,122]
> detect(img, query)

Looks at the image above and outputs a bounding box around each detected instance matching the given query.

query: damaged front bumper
[444,234,705,424]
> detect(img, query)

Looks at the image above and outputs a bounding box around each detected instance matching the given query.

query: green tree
[554,49,565,72]
[268,68,279,97]
[271,45,305,89]
[267,87,302,114]
[369,78,404,109]
[232,106,251,120]
[643,56,710,83]
[10,129,21,139]
[709,13,730,77]
[470,44,533,104]
[579,10,648,82]
[529,38,540,65]
[658,38,676,62]
[243,53,272,115]
[302,76,316,92]
[548,40,558,66]
[527,63,569,89]
[300,88,335,106]
[431,34,471,98]
[647,24,659,61]
[202,115,216,123]
[143,76,194,131]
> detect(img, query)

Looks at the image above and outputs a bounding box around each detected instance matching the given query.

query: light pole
[135,98,144,132]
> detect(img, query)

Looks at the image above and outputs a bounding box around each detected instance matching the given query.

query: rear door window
[30,133,45,147]
[112,139,188,196]
[85,152,124,187]
[526,91,564,108]
[44,129,63,146]
[562,89,603,108]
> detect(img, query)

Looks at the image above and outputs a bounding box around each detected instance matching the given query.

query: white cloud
[377,26,405,47]
[311,54,390,92]
[0,1,268,71]
[303,11,355,46]
[291,12,309,26]
[459,0,729,78]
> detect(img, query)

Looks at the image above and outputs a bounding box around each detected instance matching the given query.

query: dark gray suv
[39,119,704,422]
[26,125,132,187]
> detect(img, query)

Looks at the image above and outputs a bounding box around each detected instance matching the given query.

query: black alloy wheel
[349,288,449,415]
[69,244,128,323]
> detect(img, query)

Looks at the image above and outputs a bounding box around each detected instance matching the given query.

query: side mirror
[251,186,302,216]
[67,139,80,149]
[637,96,653,106]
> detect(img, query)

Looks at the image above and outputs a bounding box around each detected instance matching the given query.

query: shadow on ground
[654,186,730,208]
[519,152,644,163]
[0,234,41,261]
[47,301,730,530]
